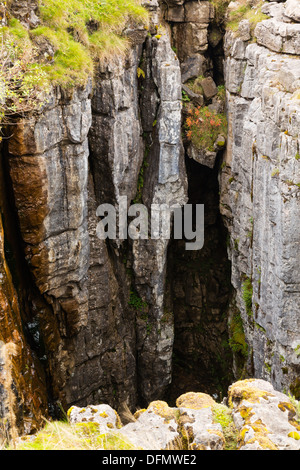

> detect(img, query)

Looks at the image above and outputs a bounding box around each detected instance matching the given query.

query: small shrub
[0,19,50,127]
[185,105,227,152]
[128,290,147,313]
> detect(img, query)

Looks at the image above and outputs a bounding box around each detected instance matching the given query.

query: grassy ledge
[0,0,149,128]
[32,0,149,87]
[226,0,269,33]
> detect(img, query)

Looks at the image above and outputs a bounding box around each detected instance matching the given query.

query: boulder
[118,401,180,450]
[284,0,300,22]
[176,392,225,450]
[228,379,300,450]
[68,404,122,433]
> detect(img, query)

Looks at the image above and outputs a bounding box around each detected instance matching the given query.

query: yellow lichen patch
[99,412,108,418]
[67,406,75,418]
[134,409,146,420]
[289,419,300,432]
[238,417,274,449]
[189,442,207,450]
[243,435,278,450]
[278,401,296,414]
[239,405,254,420]
[251,419,269,435]
[278,401,300,430]
[147,401,177,423]
[114,410,123,429]
[207,429,226,446]
[180,424,196,449]
[228,380,273,407]
[288,431,300,440]
[239,427,249,441]
[176,392,216,410]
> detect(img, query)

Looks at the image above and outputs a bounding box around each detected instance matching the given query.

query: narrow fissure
[165,153,234,405]
[163,10,236,404]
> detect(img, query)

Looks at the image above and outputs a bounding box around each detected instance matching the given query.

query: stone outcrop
[228,379,300,450]
[65,379,300,450]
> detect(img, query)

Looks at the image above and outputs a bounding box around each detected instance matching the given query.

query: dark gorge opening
[165,154,234,405]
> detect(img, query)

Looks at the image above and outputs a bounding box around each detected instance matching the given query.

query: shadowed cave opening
[165,154,235,405]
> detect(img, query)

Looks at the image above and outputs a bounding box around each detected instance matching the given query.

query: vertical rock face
[132,32,188,402]
[220,2,300,397]
[1,0,300,438]
[0,0,188,414]
[89,47,145,208]
[0,211,48,436]
[7,84,92,337]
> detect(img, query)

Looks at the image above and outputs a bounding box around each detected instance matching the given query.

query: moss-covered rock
[176,391,217,410]
[229,379,300,450]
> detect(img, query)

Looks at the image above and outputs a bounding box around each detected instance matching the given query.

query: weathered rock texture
[66,379,300,450]
[0,0,300,442]
[220,0,300,398]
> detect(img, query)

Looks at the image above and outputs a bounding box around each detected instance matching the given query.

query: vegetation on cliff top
[0,0,148,128]
[226,1,269,33]
[32,0,149,86]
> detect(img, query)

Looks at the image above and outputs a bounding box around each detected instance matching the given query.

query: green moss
[242,277,253,317]
[217,85,226,102]
[229,312,248,358]
[212,403,239,450]
[186,75,205,95]
[254,322,266,333]
[128,290,147,313]
[264,362,271,373]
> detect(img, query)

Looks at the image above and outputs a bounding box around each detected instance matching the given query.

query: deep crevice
[165,153,234,405]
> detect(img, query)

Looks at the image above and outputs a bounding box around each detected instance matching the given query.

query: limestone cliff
[220,0,300,398]
[0,0,299,443]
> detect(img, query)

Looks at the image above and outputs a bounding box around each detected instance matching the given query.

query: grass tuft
[10,420,136,450]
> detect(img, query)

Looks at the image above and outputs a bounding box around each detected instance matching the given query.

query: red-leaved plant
[185,106,227,152]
